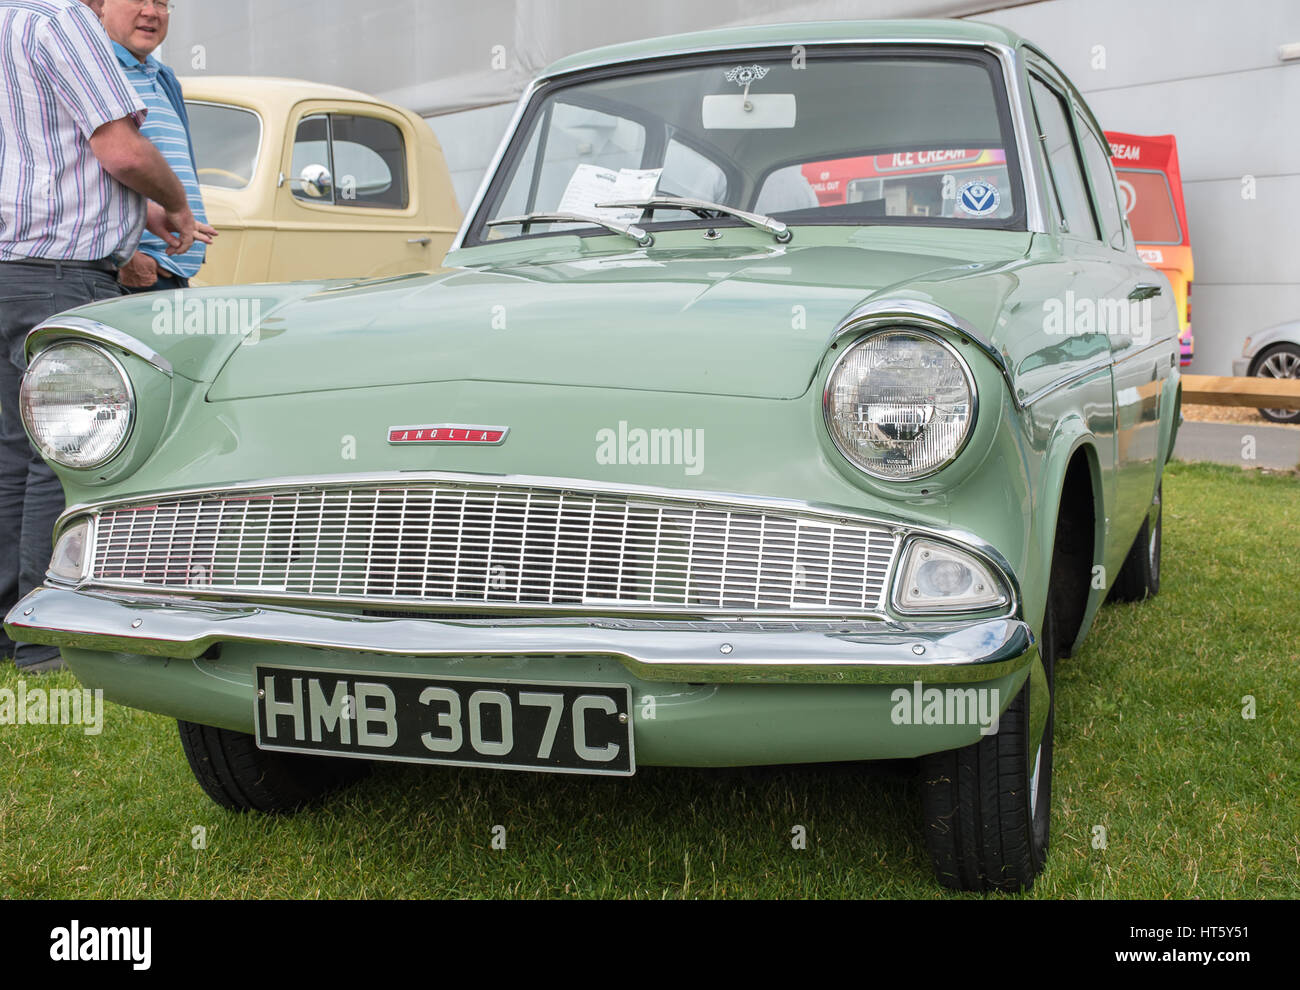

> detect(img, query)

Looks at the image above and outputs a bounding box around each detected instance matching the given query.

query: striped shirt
[0,0,147,265]
[113,42,205,278]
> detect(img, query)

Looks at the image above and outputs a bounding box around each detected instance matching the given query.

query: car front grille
[85,480,898,615]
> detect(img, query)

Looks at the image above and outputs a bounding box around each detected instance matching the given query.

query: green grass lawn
[2,460,1296,898]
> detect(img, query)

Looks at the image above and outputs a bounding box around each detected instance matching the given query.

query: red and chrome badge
[388,424,509,445]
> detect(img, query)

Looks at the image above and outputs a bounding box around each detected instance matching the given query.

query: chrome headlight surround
[823,328,977,482]
[20,341,136,470]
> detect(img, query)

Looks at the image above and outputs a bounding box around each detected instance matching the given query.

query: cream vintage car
[180,77,462,285]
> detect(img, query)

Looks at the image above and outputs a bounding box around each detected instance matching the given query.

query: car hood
[206,229,1033,401]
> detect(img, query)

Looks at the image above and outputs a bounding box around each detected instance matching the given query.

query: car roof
[177,76,391,112]
[541,18,1025,78]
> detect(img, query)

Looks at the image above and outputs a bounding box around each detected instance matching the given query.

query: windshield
[469,47,1024,243]
[186,102,263,190]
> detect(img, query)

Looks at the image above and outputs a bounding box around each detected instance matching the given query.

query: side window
[1028,76,1099,240]
[1077,120,1125,248]
[290,113,409,209]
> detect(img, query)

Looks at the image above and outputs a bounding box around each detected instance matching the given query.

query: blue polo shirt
[112,42,207,279]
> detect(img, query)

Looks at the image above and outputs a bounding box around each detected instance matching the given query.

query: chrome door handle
[407,237,432,247]
[1129,282,1162,301]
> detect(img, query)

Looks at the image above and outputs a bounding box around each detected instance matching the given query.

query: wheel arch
[1037,426,1106,657]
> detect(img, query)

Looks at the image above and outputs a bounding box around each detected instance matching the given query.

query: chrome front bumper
[5,587,1033,685]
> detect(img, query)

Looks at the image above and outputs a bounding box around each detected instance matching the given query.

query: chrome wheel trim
[1259,350,1300,419]
[1260,352,1300,378]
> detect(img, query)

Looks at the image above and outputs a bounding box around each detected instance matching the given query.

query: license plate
[254,666,634,776]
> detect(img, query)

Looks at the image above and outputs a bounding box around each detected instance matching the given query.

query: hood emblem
[388,424,509,445]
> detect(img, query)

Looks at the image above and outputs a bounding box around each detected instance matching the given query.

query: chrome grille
[87,482,898,614]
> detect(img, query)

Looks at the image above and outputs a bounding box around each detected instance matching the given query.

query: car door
[272,100,436,281]
[1024,66,1131,565]
[1074,107,1176,557]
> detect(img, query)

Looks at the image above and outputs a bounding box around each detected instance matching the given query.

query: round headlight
[20,341,135,469]
[825,330,975,481]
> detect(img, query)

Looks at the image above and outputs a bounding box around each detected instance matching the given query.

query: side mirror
[296,163,333,198]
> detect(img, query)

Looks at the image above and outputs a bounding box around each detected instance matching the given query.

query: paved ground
[1174,421,1300,470]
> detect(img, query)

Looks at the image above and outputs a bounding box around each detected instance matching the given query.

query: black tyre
[178,720,371,813]
[1252,343,1300,424]
[1108,482,1162,603]
[918,602,1057,892]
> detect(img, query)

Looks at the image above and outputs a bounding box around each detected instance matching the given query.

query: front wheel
[918,603,1057,892]
[178,720,371,813]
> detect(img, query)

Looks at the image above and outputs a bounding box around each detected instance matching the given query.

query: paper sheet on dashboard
[557,165,663,224]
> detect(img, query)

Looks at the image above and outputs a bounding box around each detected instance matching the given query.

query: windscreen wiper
[596,196,792,243]
[487,212,654,247]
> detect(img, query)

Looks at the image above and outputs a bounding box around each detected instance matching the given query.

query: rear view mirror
[702,93,797,129]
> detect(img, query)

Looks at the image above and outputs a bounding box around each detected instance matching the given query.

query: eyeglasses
[123,0,176,13]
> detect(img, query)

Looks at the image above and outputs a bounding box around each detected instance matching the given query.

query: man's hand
[146,201,198,255]
[117,251,159,289]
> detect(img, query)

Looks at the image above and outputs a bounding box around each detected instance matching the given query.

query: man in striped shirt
[0,0,205,672]
[102,0,211,290]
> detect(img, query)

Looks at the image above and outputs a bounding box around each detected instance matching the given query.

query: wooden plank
[1182,375,1300,410]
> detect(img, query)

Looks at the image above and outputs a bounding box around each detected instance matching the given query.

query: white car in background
[1234,321,1300,424]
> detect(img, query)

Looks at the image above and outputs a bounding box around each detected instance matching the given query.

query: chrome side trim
[27,316,174,377]
[449,81,541,252]
[1019,335,1177,407]
[1018,354,1113,408]
[5,587,1035,685]
[999,44,1049,234]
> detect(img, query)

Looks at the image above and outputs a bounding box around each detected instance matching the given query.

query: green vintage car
[7,20,1179,891]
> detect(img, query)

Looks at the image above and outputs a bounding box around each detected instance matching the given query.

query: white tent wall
[163,0,1028,115]
[163,0,1299,374]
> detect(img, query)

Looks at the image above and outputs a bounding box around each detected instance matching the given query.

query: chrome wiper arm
[596,196,792,243]
[487,212,654,247]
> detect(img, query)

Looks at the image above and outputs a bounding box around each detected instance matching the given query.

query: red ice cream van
[1106,132,1195,366]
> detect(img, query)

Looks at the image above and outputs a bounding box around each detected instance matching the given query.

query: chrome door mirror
[296,163,333,199]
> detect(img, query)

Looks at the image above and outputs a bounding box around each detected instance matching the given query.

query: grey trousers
[0,261,124,666]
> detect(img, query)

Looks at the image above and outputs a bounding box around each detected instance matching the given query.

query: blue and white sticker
[957,179,1000,217]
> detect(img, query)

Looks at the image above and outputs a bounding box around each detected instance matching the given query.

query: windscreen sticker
[557,165,663,225]
[957,179,1000,217]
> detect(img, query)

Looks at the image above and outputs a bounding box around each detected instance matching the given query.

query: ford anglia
[6,20,1179,892]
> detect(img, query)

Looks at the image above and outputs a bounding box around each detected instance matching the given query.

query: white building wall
[971,0,1300,373]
